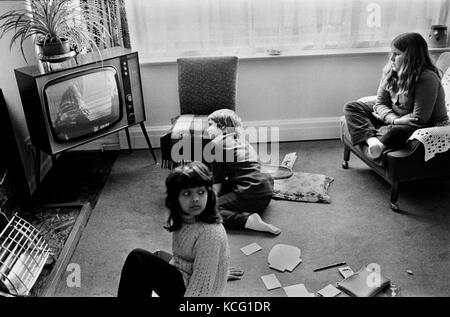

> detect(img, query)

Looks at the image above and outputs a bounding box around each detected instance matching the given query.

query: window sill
[139,46,450,66]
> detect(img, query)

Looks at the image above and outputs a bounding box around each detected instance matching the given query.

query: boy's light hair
[208,109,243,137]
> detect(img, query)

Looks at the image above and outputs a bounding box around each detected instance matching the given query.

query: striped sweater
[170,222,230,297]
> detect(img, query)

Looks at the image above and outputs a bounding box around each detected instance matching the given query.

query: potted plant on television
[0,0,111,63]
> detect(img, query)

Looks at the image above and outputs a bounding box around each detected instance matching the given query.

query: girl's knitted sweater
[170,222,230,297]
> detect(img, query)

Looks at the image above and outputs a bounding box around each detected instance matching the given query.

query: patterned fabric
[178,56,238,115]
[171,115,209,139]
[408,67,450,161]
[170,222,230,297]
[272,172,334,203]
[408,124,450,161]
[80,0,131,49]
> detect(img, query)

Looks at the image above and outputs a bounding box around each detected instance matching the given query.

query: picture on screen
[44,68,121,142]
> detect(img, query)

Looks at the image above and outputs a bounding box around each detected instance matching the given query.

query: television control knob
[123,66,128,71]
[124,72,128,76]
[127,104,132,110]
[128,113,135,121]
[122,61,127,66]
[126,94,132,102]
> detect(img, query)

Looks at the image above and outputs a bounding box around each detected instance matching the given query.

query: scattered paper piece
[261,274,282,290]
[240,243,262,256]
[268,244,301,272]
[151,291,159,297]
[406,270,414,275]
[287,259,302,272]
[338,266,354,279]
[317,284,341,297]
[281,152,298,169]
[283,284,314,297]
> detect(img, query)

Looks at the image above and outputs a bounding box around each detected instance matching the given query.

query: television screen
[44,67,122,142]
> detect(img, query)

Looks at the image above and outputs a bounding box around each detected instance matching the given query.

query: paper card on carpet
[240,243,262,255]
[283,284,315,297]
[287,258,302,272]
[338,266,355,279]
[268,244,301,272]
[317,284,341,297]
[261,274,282,290]
[281,152,297,169]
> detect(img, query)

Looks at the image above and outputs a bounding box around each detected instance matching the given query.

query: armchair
[341,54,450,211]
[160,56,238,168]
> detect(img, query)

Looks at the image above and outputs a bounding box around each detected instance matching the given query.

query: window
[125,0,450,60]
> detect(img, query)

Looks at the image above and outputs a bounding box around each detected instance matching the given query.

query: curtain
[125,0,450,60]
[81,0,131,49]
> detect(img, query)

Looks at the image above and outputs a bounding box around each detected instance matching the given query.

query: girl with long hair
[117,162,234,297]
[344,32,448,159]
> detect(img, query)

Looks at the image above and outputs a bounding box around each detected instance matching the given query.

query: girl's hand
[228,267,244,281]
[394,117,424,127]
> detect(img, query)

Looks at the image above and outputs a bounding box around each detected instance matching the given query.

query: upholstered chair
[160,56,238,168]
[340,53,450,211]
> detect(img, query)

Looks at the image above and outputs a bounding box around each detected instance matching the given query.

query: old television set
[15,48,147,156]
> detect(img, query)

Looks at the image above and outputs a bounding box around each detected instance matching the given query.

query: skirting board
[118,116,342,149]
[28,116,341,192]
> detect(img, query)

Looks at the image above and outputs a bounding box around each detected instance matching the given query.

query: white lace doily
[409,123,450,161]
[408,65,450,161]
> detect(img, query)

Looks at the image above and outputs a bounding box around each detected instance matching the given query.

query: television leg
[125,128,132,154]
[34,147,41,199]
[139,122,158,164]
[51,154,57,167]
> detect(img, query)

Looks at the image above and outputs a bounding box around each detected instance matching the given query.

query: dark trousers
[218,182,273,230]
[344,101,417,148]
[117,248,186,298]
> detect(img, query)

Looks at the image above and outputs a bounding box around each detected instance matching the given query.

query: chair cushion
[272,172,334,203]
[357,96,377,106]
[171,115,209,139]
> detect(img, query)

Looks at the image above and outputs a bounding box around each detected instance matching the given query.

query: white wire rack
[0,211,52,297]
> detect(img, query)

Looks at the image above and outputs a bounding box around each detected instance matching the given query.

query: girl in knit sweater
[117,162,232,297]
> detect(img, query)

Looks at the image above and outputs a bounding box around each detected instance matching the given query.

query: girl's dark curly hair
[382,32,441,95]
[164,161,221,232]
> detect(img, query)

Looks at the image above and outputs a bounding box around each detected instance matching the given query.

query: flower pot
[36,38,71,58]
[428,25,448,48]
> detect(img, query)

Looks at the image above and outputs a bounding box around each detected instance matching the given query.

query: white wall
[124,53,388,148]
[0,1,40,195]
[128,50,444,148]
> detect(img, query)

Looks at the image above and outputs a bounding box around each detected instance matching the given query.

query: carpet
[52,141,450,297]
[38,150,120,207]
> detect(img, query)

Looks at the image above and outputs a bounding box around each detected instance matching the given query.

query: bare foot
[366,137,386,159]
[245,213,281,236]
